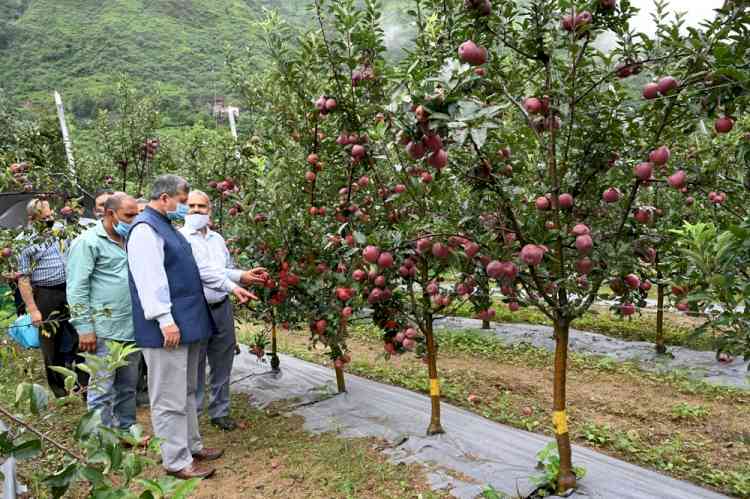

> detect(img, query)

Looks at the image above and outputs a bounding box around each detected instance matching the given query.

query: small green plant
[481,485,508,498]
[532,442,586,494]
[671,402,711,420]
[580,422,613,446]
[0,342,200,498]
[249,330,270,360]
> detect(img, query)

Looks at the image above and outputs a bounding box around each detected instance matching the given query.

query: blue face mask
[167,203,189,221]
[114,220,132,238]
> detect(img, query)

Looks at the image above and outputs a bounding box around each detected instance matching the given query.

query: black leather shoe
[210,416,237,431]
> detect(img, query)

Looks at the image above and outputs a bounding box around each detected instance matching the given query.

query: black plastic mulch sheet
[231,350,728,499]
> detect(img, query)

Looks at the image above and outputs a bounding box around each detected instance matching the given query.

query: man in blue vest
[127,174,222,480]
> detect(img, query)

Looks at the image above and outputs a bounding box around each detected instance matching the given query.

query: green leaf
[353,231,366,244]
[172,478,201,498]
[79,465,106,486]
[75,410,102,441]
[11,435,42,460]
[30,384,49,414]
[43,462,78,489]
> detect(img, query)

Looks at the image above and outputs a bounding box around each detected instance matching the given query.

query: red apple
[575,234,593,254]
[649,146,670,165]
[571,223,590,236]
[432,242,450,259]
[428,149,448,170]
[642,83,660,99]
[634,208,651,224]
[602,187,621,203]
[714,116,734,134]
[377,252,394,268]
[305,171,316,182]
[423,134,443,153]
[520,244,545,266]
[353,269,366,282]
[561,14,575,31]
[307,153,319,165]
[667,170,686,188]
[464,242,480,258]
[406,141,426,160]
[535,196,551,210]
[416,238,432,254]
[524,97,543,114]
[558,193,574,209]
[351,144,366,160]
[620,303,636,316]
[486,260,503,279]
[458,40,488,65]
[575,257,594,274]
[363,245,380,263]
[657,76,678,95]
[624,274,641,289]
[575,11,592,28]
[634,162,653,181]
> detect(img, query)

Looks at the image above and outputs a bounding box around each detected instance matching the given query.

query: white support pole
[226,106,241,160]
[53,91,79,185]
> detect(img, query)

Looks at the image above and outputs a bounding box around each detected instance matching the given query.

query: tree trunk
[655,265,667,354]
[270,317,280,371]
[481,280,490,329]
[552,319,576,492]
[425,318,444,435]
[335,365,346,393]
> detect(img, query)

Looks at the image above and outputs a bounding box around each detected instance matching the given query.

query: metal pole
[53,91,78,185]
[226,106,241,160]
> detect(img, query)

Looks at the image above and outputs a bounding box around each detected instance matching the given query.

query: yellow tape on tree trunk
[552,410,568,435]
[430,378,440,397]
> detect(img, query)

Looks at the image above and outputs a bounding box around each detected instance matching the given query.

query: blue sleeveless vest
[128,206,213,348]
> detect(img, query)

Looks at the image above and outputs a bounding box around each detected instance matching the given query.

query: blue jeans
[86,338,141,430]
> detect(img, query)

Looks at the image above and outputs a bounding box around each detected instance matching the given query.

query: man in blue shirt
[67,193,141,430]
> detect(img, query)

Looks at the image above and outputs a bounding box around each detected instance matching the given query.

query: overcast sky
[628,0,724,35]
[383,1,726,52]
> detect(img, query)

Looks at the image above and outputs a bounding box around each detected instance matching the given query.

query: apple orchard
[2,0,749,496]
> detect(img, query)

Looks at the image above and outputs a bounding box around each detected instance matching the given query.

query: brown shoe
[167,463,216,479]
[192,447,224,462]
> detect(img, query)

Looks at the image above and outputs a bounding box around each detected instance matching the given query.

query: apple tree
[402,0,748,492]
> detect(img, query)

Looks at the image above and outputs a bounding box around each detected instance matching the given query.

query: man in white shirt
[180,190,264,431]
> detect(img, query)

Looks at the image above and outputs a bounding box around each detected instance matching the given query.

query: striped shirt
[18,237,67,287]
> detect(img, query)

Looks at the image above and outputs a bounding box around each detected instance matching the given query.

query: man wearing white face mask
[179,190,265,431]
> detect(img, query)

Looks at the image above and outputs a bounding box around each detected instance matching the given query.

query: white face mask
[184,213,210,231]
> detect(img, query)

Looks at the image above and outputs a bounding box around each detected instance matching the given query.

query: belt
[208,296,228,310]
[33,283,67,291]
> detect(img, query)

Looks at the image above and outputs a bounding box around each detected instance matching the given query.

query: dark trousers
[33,284,88,398]
[196,297,236,419]
[11,283,26,316]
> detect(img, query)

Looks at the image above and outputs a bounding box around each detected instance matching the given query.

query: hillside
[0,0,411,124]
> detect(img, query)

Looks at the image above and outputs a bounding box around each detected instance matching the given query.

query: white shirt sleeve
[127,223,175,328]
[221,236,244,284]
[188,233,238,294]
